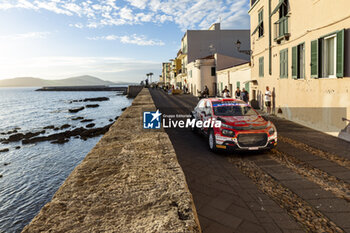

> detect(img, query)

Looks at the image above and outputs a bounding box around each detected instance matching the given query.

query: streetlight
[235,40,252,55]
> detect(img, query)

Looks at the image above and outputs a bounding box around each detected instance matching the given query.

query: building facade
[217,62,251,99]
[249,0,350,138]
[187,53,248,96]
[180,23,251,93]
[161,62,171,85]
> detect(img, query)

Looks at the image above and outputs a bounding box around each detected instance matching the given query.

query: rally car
[190,98,277,152]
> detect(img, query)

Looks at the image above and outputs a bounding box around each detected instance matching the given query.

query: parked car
[190,98,277,152]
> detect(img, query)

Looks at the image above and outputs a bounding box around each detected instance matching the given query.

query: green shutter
[280,49,288,78]
[245,82,250,93]
[259,57,264,77]
[310,39,319,78]
[292,46,297,79]
[237,81,240,89]
[336,29,345,78]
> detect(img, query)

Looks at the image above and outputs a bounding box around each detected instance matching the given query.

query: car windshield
[212,101,257,116]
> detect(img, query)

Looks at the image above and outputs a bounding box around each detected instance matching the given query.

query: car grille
[237,133,268,148]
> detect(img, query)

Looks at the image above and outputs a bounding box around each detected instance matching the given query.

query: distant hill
[0,75,127,87]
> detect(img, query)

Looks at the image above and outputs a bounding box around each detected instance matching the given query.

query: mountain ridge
[0,75,134,87]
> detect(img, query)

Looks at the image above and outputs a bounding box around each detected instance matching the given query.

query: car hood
[217,115,268,128]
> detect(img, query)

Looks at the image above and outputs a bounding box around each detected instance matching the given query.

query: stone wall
[22,88,201,233]
[127,85,143,98]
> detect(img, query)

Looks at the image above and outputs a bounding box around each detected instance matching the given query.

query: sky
[0,0,250,83]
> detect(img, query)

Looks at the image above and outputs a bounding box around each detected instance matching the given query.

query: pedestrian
[222,86,230,97]
[203,85,209,97]
[242,88,249,103]
[265,86,272,114]
[235,87,241,99]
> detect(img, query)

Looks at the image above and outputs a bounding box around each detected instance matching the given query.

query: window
[189,70,192,78]
[280,49,288,78]
[310,29,345,78]
[292,43,305,79]
[211,67,216,76]
[258,9,264,37]
[259,57,264,77]
[323,35,336,78]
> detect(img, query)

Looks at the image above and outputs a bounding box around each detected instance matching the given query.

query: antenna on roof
[219,16,222,24]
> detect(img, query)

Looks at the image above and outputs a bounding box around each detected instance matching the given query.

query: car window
[197,100,205,109]
[212,101,257,116]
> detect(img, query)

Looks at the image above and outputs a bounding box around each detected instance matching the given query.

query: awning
[271,0,284,15]
[251,22,262,35]
[243,80,258,85]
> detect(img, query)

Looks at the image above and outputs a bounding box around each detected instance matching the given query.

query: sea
[0,87,133,233]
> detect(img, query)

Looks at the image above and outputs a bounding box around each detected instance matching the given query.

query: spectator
[222,86,230,97]
[242,88,249,103]
[265,86,272,114]
[235,87,241,99]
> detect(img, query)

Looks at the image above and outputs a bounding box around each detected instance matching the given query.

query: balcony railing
[274,16,290,43]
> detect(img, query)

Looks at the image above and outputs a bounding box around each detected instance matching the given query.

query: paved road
[150,88,350,233]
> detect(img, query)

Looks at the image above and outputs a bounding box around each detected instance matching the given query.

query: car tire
[208,130,217,152]
[190,115,198,133]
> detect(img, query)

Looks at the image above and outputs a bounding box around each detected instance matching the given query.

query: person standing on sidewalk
[235,87,241,100]
[265,86,272,114]
[242,88,249,103]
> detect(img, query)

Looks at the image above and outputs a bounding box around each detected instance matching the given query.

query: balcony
[274,16,290,43]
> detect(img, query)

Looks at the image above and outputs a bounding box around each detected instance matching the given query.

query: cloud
[0,31,50,40]
[88,34,165,46]
[0,56,161,82]
[0,0,250,30]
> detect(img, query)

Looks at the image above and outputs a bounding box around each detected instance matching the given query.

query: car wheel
[208,130,217,152]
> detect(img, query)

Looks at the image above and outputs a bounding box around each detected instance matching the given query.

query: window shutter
[292,46,297,79]
[285,49,288,78]
[280,50,283,78]
[336,29,345,78]
[310,39,318,78]
[259,57,264,77]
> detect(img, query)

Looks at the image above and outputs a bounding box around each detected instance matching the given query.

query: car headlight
[222,123,235,129]
[222,129,235,137]
[268,127,275,135]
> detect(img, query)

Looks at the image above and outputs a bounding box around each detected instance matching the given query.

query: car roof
[206,98,244,103]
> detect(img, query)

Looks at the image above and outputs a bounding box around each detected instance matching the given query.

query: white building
[217,62,252,99]
[178,23,251,92]
[187,53,248,96]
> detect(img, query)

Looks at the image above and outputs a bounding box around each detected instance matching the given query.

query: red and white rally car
[190,98,277,152]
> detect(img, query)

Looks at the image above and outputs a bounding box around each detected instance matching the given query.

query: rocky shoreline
[0,96,125,154]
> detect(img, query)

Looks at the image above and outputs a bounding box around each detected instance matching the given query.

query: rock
[22,124,112,145]
[51,138,69,144]
[8,133,25,142]
[115,116,119,120]
[109,119,113,122]
[60,124,71,130]
[0,148,9,153]
[4,162,10,166]
[121,107,127,111]
[86,104,99,108]
[24,130,45,139]
[43,125,55,129]
[69,107,85,113]
[81,119,93,123]
[15,146,20,150]
[2,141,9,144]
[71,97,109,103]
[72,117,84,121]
[54,127,60,131]
[0,174,2,178]
[86,123,95,128]
[83,97,109,102]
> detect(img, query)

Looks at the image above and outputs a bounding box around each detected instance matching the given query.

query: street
[150,88,350,233]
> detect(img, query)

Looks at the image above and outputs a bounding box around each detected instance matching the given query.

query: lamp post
[235,40,252,55]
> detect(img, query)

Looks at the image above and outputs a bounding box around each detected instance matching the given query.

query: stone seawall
[22,88,201,233]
